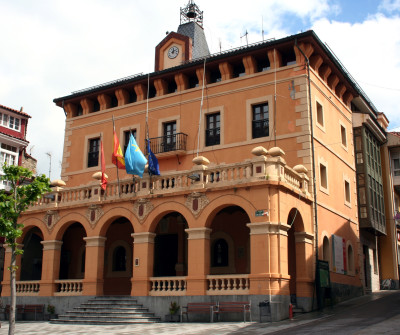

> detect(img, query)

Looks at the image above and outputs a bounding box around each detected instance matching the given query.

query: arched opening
[209,206,250,275]
[347,244,354,274]
[323,236,330,264]
[104,217,133,295]
[59,222,87,280]
[153,212,188,277]
[287,208,305,304]
[20,228,43,281]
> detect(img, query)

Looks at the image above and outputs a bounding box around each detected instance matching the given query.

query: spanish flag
[112,130,125,169]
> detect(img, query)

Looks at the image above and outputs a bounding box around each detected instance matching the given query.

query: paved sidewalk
[0,290,397,335]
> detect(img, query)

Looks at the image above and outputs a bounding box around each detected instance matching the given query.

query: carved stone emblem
[86,205,104,228]
[185,192,209,217]
[43,210,60,232]
[133,199,154,224]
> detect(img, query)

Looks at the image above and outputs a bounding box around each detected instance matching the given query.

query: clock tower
[155,0,210,71]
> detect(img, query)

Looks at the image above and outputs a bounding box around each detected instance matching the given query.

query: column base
[131,277,150,296]
[186,276,207,295]
[248,274,290,295]
[82,279,104,296]
[39,281,57,296]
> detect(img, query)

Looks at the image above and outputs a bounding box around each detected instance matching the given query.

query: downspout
[295,40,320,308]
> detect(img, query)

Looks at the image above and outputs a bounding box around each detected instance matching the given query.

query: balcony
[27,148,310,212]
[146,132,188,156]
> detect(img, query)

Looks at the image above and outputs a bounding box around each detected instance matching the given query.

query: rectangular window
[163,121,176,152]
[205,113,220,146]
[316,102,324,126]
[87,138,100,167]
[252,103,269,139]
[0,113,20,130]
[124,129,137,154]
[394,158,400,176]
[320,163,327,189]
[14,117,20,130]
[2,113,8,126]
[341,125,347,147]
[345,180,350,203]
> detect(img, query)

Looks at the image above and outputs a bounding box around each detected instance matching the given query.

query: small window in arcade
[188,75,199,88]
[128,90,137,103]
[113,246,127,272]
[124,129,137,154]
[256,56,270,72]
[209,68,222,83]
[232,62,246,78]
[76,104,83,117]
[111,95,118,108]
[148,85,156,98]
[281,48,296,66]
[167,79,177,94]
[93,99,100,112]
[213,238,228,267]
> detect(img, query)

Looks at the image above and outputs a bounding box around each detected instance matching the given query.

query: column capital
[131,232,156,244]
[41,240,63,250]
[84,236,106,247]
[247,222,290,235]
[294,231,314,244]
[185,227,212,240]
[4,244,23,253]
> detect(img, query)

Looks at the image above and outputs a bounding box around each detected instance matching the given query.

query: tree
[0,165,50,335]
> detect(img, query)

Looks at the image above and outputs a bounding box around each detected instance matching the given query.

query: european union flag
[125,133,147,177]
[147,140,160,176]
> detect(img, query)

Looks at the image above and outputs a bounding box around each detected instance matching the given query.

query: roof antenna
[240,30,248,46]
[261,16,264,41]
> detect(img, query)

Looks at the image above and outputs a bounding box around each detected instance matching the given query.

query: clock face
[167,46,179,59]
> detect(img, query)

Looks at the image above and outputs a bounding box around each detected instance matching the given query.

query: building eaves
[0,130,29,144]
[53,29,380,117]
[0,104,31,118]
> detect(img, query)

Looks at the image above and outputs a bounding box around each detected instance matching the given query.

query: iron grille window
[87,138,100,167]
[163,121,176,152]
[252,103,269,139]
[205,113,220,146]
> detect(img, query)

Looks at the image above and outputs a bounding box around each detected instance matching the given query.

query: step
[50,319,160,325]
[65,311,155,317]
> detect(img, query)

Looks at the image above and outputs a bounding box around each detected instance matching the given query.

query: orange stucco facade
[2,28,368,319]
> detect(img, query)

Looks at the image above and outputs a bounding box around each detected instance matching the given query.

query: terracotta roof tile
[0,130,29,144]
[0,104,31,118]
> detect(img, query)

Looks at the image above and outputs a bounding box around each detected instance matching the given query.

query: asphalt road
[269,290,400,335]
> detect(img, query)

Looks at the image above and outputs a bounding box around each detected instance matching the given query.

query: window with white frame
[0,145,18,189]
[0,112,21,131]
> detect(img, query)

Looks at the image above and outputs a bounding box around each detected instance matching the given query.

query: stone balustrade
[54,279,83,295]
[206,274,250,295]
[28,147,309,211]
[16,281,40,295]
[149,277,187,296]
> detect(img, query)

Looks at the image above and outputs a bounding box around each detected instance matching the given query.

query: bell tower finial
[180,0,203,27]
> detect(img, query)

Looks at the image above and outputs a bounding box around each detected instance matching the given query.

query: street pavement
[0,290,398,335]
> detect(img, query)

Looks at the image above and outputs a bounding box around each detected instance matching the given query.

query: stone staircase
[51,296,161,325]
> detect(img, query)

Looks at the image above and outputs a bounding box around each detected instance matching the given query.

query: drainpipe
[295,39,320,309]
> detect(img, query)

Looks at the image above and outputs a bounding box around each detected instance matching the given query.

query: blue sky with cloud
[0,0,399,179]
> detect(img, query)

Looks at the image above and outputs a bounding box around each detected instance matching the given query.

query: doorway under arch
[20,228,43,281]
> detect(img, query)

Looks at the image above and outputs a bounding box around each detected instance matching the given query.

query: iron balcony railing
[146,133,188,155]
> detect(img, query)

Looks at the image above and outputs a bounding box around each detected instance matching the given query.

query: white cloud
[379,0,400,12]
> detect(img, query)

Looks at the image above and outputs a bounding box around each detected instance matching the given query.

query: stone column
[185,227,211,295]
[294,232,314,298]
[82,236,106,296]
[247,222,290,295]
[1,244,14,296]
[131,232,156,296]
[39,240,63,296]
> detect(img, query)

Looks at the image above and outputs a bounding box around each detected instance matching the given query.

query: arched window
[113,246,126,271]
[212,239,228,267]
[347,244,354,274]
[323,236,330,263]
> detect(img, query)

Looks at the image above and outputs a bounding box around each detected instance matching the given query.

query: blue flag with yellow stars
[147,140,160,176]
[125,133,147,177]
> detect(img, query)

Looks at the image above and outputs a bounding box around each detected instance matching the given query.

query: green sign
[255,210,268,217]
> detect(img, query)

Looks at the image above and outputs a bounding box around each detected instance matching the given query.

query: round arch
[200,194,255,229]
[97,207,137,236]
[20,227,43,281]
[54,212,91,241]
[18,218,46,243]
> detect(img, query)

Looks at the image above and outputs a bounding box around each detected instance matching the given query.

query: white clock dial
[168,46,179,59]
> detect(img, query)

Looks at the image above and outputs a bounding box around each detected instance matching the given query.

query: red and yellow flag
[112,130,125,169]
[100,140,107,191]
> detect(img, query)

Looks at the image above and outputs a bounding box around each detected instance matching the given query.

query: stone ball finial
[268,147,285,157]
[251,146,268,156]
[293,165,308,174]
[192,156,210,166]
[92,172,108,180]
[50,179,66,187]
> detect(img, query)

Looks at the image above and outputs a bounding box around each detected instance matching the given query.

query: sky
[1,0,399,180]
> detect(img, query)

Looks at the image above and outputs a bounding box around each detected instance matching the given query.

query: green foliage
[169,301,180,315]
[0,164,51,252]
[47,304,55,314]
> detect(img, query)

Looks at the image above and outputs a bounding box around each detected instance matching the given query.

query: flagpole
[146,73,153,193]
[196,57,207,157]
[112,115,121,197]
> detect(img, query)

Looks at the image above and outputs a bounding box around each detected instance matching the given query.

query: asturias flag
[147,140,160,176]
[125,133,147,177]
[112,130,125,169]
